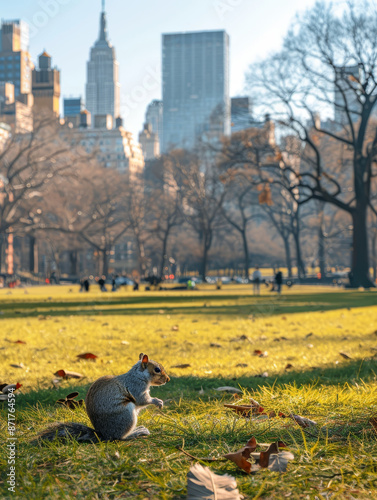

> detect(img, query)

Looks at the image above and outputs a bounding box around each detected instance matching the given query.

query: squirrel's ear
[141,354,149,365]
[139,353,144,360]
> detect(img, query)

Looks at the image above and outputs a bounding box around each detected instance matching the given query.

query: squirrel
[35,353,170,443]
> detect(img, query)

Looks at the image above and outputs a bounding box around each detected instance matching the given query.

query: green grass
[1,285,377,499]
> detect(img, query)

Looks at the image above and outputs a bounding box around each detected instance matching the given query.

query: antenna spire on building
[102,0,105,12]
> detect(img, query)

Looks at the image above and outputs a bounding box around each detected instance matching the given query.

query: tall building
[32,51,61,116]
[162,30,230,152]
[64,97,83,118]
[0,20,33,97]
[85,1,120,126]
[231,97,253,132]
[139,122,160,160]
[0,81,33,133]
[145,99,163,142]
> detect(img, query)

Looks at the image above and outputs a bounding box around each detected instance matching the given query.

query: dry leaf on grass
[171,363,191,369]
[210,343,222,348]
[215,387,242,394]
[339,352,352,359]
[77,353,98,360]
[187,463,242,500]
[56,391,84,410]
[171,325,179,331]
[54,370,83,379]
[224,437,293,474]
[369,417,377,433]
[10,363,25,369]
[254,350,268,357]
[285,364,293,370]
[5,339,26,344]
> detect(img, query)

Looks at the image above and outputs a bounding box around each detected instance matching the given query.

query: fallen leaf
[305,333,313,339]
[224,437,258,473]
[54,370,83,379]
[290,414,317,428]
[215,387,242,394]
[254,350,268,357]
[56,391,84,410]
[171,325,179,331]
[339,352,352,359]
[210,343,222,348]
[5,339,26,344]
[171,363,191,369]
[10,363,24,369]
[236,363,248,368]
[285,364,293,370]
[77,353,98,360]
[187,464,242,500]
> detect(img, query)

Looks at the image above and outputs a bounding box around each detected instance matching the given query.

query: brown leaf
[285,364,293,370]
[77,353,98,360]
[54,370,83,379]
[10,363,25,369]
[223,437,258,473]
[210,343,222,348]
[171,325,179,331]
[290,414,317,428]
[171,364,191,369]
[254,350,268,357]
[305,333,313,339]
[5,339,26,344]
[339,352,352,359]
[259,442,285,468]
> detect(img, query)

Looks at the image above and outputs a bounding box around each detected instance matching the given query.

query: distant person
[275,270,283,294]
[133,280,139,291]
[84,278,90,292]
[111,275,117,292]
[98,275,107,292]
[50,271,58,284]
[252,266,262,295]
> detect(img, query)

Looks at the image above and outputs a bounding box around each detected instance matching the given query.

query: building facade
[62,112,144,180]
[0,81,33,133]
[145,99,163,143]
[0,20,33,98]
[32,51,60,115]
[231,97,253,132]
[85,4,120,125]
[64,97,83,118]
[162,30,230,152]
[139,122,160,160]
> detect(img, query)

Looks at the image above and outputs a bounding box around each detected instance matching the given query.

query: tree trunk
[101,249,109,277]
[159,232,169,279]
[69,250,78,276]
[283,235,293,278]
[29,236,38,274]
[350,205,374,287]
[241,229,250,280]
[201,235,210,281]
[372,230,377,283]
[293,215,305,279]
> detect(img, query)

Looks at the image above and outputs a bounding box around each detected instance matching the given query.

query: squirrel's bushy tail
[33,422,102,444]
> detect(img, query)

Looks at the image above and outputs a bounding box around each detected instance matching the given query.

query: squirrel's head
[139,353,170,386]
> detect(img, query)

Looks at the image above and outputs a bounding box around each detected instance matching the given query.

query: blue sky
[2,0,330,137]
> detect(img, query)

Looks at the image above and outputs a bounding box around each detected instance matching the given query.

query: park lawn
[0,285,377,499]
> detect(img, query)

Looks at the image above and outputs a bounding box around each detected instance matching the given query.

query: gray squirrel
[36,353,170,443]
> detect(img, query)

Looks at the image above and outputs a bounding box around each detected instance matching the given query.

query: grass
[1,285,377,499]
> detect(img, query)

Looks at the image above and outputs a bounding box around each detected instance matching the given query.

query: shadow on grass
[0,291,377,319]
[11,358,377,412]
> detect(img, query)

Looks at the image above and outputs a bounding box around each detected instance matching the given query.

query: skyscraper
[85,1,120,126]
[145,99,163,142]
[162,30,230,152]
[0,20,33,97]
[64,97,83,118]
[32,51,61,115]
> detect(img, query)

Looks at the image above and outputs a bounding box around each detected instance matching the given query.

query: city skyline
[1,0,327,137]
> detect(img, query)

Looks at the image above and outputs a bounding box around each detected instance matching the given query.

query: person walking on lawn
[252,266,262,295]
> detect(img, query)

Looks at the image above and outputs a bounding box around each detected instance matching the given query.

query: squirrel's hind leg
[123,426,150,440]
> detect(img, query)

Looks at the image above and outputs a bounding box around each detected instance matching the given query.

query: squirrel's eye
[154,367,161,373]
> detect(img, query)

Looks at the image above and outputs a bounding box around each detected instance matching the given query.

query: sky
[1,0,332,137]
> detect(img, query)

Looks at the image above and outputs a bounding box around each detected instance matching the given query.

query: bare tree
[170,149,226,280]
[247,0,377,287]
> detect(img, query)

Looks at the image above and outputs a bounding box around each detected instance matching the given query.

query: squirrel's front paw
[152,398,163,409]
